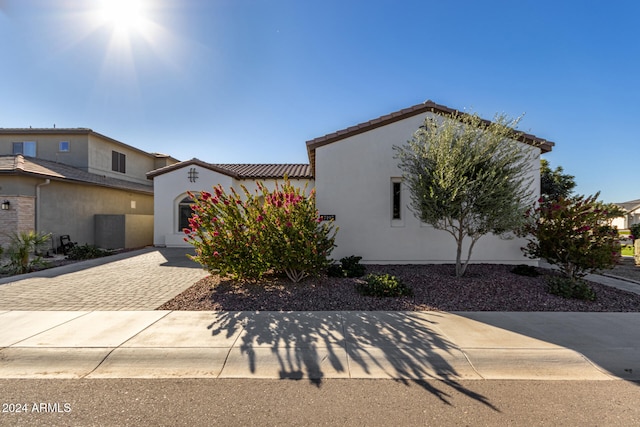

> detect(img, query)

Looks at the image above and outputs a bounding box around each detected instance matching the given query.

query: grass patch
[621,244,634,256]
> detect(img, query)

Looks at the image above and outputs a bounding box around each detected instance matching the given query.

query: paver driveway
[0,248,208,310]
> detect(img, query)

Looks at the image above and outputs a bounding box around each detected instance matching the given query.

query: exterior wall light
[1,200,10,210]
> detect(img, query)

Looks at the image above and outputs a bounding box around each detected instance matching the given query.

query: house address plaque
[319,214,335,221]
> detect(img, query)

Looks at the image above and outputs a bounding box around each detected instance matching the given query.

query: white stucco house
[147,160,313,247]
[148,100,555,264]
[612,198,640,230]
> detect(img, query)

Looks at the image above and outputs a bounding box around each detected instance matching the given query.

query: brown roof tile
[147,158,312,180]
[0,155,153,194]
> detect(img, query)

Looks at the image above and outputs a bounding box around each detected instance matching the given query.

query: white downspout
[35,179,50,232]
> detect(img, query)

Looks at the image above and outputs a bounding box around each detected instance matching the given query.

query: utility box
[95,214,153,249]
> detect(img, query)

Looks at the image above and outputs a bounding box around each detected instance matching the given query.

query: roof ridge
[14,154,25,171]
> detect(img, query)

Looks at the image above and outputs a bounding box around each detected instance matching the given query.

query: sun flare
[97,0,148,32]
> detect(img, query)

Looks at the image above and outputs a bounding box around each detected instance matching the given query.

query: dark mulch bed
[158,264,640,312]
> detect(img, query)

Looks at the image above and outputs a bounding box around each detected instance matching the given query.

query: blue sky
[1,0,638,203]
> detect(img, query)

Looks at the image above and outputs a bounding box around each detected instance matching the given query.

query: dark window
[112,151,126,173]
[13,141,36,156]
[178,196,195,231]
[392,181,401,220]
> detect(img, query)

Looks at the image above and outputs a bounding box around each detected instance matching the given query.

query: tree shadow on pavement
[207,311,498,410]
[156,248,203,269]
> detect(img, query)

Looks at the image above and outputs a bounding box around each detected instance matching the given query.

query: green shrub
[326,256,366,278]
[65,244,113,260]
[356,273,412,297]
[3,231,51,274]
[184,178,337,282]
[546,276,596,301]
[511,264,540,277]
[520,193,623,281]
[327,263,345,278]
[629,224,640,241]
[340,255,366,278]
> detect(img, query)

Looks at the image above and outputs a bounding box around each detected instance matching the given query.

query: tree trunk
[455,230,464,277]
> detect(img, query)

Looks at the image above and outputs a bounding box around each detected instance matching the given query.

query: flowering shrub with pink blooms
[183,178,336,282]
[519,192,623,282]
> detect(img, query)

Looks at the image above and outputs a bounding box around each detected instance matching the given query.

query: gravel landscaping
[158,262,640,312]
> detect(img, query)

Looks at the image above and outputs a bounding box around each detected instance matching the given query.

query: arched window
[178,196,195,232]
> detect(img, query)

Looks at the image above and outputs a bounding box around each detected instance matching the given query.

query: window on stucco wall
[13,141,36,156]
[392,182,401,219]
[178,196,195,232]
[391,178,405,227]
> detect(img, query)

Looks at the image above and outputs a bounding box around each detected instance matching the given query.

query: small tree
[395,112,536,277]
[540,159,576,201]
[520,193,623,281]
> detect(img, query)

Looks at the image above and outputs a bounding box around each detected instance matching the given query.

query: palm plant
[4,231,51,274]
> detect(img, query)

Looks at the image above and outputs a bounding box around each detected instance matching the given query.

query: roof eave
[147,158,242,180]
[0,169,153,195]
[305,100,555,175]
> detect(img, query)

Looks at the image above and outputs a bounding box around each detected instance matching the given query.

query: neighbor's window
[112,150,126,173]
[13,141,36,157]
[178,196,195,231]
[59,141,70,152]
[392,181,402,220]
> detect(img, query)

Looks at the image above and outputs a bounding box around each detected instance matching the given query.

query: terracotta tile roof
[147,158,312,180]
[0,155,154,194]
[215,163,312,179]
[306,100,556,174]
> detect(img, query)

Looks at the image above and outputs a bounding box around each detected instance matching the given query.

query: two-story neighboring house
[0,128,179,251]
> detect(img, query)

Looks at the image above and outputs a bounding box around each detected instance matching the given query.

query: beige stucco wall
[125,214,154,248]
[87,134,157,186]
[314,111,542,265]
[0,175,42,196]
[36,180,153,249]
[0,133,90,168]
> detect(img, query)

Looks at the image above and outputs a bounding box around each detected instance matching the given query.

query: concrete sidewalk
[0,250,638,382]
[0,310,638,381]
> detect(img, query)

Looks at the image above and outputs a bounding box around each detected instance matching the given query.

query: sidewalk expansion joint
[81,310,173,378]
[458,349,485,380]
[7,311,92,347]
[217,321,244,379]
